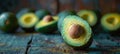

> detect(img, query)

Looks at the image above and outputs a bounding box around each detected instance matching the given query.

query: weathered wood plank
[99,0,117,15]
[28,33,120,54]
[0,33,32,54]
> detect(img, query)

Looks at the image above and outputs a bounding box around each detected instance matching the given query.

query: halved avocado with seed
[58,10,76,31]
[18,13,39,32]
[77,10,98,26]
[16,8,34,18]
[35,15,58,33]
[61,15,92,49]
[35,9,51,20]
[101,13,120,32]
[0,12,18,32]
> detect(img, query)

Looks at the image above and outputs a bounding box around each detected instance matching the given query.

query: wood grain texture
[0,32,119,53]
[27,33,120,54]
[99,0,117,15]
[0,33,32,54]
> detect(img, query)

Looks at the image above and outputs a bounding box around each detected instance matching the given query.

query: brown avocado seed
[5,20,10,25]
[43,15,54,22]
[68,24,85,39]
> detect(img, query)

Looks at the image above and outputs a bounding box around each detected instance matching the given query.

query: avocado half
[61,15,92,49]
[16,8,34,18]
[77,10,98,26]
[101,13,120,32]
[18,13,39,32]
[0,12,18,32]
[58,10,76,31]
[35,15,58,33]
[35,9,51,20]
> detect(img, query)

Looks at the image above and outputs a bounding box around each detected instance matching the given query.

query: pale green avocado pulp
[18,13,39,28]
[61,15,92,47]
[101,13,120,31]
[77,10,97,26]
[35,16,58,31]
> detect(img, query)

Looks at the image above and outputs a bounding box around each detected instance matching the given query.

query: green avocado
[16,8,34,18]
[35,9,51,20]
[61,15,92,49]
[0,12,18,32]
[101,13,120,32]
[18,13,39,32]
[58,10,76,31]
[77,10,98,26]
[35,15,58,33]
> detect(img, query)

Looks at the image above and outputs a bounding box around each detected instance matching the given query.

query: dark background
[0,0,120,15]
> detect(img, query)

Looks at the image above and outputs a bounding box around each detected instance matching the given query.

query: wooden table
[0,31,119,54]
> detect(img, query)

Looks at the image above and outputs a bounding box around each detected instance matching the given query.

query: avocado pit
[43,15,54,22]
[68,24,85,39]
[5,20,10,25]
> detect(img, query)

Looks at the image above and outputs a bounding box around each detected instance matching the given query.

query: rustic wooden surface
[0,30,120,54]
[0,33,32,54]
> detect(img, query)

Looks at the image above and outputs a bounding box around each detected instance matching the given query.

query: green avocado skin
[35,9,51,20]
[16,8,34,18]
[0,12,18,32]
[67,37,93,50]
[92,10,101,26]
[57,10,76,31]
[35,21,57,33]
[22,28,35,33]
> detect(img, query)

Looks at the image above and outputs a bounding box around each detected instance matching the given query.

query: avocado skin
[16,8,34,19]
[35,9,51,20]
[58,10,76,31]
[22,27,35,33]
[67,37,93,50]
[92,10,101,27]
[91,10,101,33]
[0,12,18,33]
[110,29,120,36]
[35,21,57,33]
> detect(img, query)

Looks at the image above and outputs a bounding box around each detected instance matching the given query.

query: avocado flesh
[58,10,76,31]
[18,13,39,28]
[77,10,97,26]
[101,13,120,31]
[35,16,58,33]
[0,12,18,32]
[61,15,92,47]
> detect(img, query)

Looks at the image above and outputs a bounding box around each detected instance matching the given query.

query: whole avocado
[0,12,18,32]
